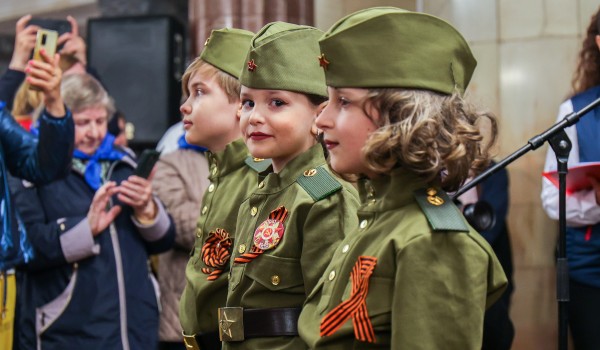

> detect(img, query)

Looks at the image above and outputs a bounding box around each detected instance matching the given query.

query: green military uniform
[223,144,359,350]
[217,21,360,349]
[296,6,508,349]
[177,28,258,349]
[298,170,507,348]
[179,140,271,339]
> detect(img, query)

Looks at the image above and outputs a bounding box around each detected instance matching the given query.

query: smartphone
[32,29,58,62]
[28,18,72,36]
[135,150,161,179]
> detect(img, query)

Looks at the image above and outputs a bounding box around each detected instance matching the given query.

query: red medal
[253,206,287,250]
[234,206,288,265]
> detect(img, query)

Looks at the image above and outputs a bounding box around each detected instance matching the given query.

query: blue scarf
[73,134,125,190]
[178,134,207,153]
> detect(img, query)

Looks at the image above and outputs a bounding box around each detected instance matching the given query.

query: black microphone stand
[451,96,600,350]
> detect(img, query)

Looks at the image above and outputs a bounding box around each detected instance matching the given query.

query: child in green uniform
[218,22,360,349]
[297,7,508,349]
[177,28,271,350]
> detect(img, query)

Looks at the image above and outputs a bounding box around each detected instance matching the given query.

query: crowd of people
[2,4,599,350]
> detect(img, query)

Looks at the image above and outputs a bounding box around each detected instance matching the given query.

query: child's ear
[236,103,242,120]
[316,100,328,116]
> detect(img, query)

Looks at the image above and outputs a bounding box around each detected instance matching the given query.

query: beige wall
[316,1,599,349]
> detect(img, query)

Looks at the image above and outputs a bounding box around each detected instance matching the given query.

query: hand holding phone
[135,150,161,179]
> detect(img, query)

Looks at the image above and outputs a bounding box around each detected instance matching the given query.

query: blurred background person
[12,73,174,350]
[541,6,600,350]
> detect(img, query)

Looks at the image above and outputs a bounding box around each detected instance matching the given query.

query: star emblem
[247,59,257,72]
[219,311,235,338]
[318,54,330,70]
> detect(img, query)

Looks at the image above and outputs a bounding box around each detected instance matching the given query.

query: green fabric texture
[239,22,327,97]
[296,165,342,201]
[199,28,254,78]
[318,7,477,94]
[413,188,469,232]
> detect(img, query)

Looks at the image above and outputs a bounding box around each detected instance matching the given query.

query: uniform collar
[358,168,435,212]
[205,139,249,178]
[259,143,326,193]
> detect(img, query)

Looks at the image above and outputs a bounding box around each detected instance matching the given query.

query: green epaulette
[413,187,469,232]
[244,156,272,173]
[297,166,342,201]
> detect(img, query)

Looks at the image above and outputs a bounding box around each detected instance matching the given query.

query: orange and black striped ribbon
[201,228,232,281]
[234,206,288,264]
[320,256,378,343]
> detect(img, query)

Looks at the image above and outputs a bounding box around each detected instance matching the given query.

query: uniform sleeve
[152,152,206,252]
[1,106,74,184]
[541,99,600,226]
[11,179,98,271]
[391,233,492,350]
[301,187,359,295]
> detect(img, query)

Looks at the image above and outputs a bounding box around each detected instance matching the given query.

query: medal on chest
[234,206,288,265]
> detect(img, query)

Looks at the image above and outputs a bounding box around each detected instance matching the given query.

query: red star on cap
[247,59,257,72]
[318,54,330,70]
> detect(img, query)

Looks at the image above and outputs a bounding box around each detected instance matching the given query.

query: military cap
[318,7,476,94]
[200,28,254,79]
[240,22,327,97]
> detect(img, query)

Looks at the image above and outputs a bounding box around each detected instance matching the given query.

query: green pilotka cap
[200,28,254,78]
[239,22,327,97]
[318,7,477,94]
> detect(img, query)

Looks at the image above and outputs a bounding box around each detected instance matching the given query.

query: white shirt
[541,99,600,226]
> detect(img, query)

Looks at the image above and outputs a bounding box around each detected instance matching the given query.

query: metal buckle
[182,333,200,350]
[218,307,244,341]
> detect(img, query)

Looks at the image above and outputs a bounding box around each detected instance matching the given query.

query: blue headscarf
[73,133,125,190]
[178,134,207,153]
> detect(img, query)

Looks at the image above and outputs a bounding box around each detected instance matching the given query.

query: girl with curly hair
[297,7,508,349]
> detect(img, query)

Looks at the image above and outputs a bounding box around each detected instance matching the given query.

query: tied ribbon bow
[178,134,207,153]
[320,256,378,343]
[201,228,232,281]
[73,134,125,190]
[234,206,288,264]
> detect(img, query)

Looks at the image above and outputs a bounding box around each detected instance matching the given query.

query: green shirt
[179,139,270,335]
[298,169,507,349]
[224,143,360,350]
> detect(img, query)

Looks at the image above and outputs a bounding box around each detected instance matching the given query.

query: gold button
[359,220,368,229]
[208,183,215,192]
[271,275,280,285]
[303,168,317,177]
[328,270,336,281]
[258,181,264,189]
[211,167,217,176]
[253,157,264,162]
[59,223,65,231]
[239,244,246,253]
[250,207,258,216]
[196,228,203,238]
[201,206,208,215]
[342,244,349,253]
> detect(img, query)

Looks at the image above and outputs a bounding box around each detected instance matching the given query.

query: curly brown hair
[571,7,600,95]
[361,88,498,192]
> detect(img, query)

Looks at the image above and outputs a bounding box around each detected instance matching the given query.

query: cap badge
[318,54,330,70]
[247,59,258,72]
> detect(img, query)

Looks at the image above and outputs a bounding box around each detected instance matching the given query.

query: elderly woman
[13,73,175,350]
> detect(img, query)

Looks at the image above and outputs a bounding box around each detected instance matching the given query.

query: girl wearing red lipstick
[221,22,359,350]
[297,8,507,349]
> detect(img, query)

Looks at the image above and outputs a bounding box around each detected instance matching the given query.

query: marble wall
[315,1,598,349]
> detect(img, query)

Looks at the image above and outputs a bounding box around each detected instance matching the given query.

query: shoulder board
[413,187,469,232]
[244,156,272,173]
[297,166,342,201]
